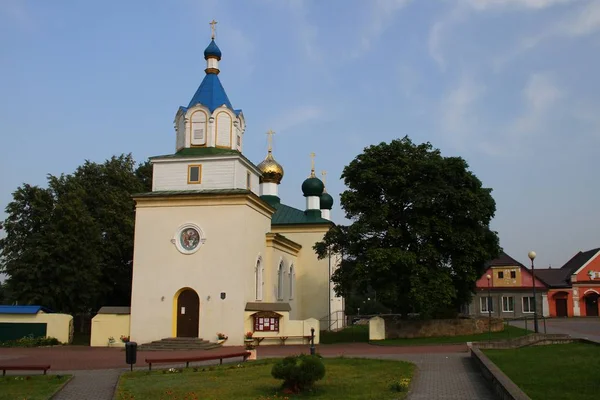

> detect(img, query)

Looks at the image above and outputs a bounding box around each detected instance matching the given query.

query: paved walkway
[511,317,600,342]
[1,344,495,400]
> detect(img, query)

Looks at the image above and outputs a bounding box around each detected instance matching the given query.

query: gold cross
[310,152,316,177]
[266,129,275,152]
[209,19,218,40]
[321,170,327,185]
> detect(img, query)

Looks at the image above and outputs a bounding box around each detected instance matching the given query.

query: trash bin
[125,341,137,370]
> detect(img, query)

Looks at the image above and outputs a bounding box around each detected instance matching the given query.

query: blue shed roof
[0,305,54,314]
[187,73,234,113]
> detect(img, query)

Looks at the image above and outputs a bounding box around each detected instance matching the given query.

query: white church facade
[118,25,344,347]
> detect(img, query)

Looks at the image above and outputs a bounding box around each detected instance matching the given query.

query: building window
[289,265,295,300]
[510,271,516,279]
[188,165,202,184]
[502,296,514,312]
[253,312,280,332]
[523,296,535,313]
[480,297,494,313]
[498,271,504,279]
[277,262,284,300]
[246,171,251,190]
[255,259,263,301]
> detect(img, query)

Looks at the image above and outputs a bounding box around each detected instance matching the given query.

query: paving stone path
[45,352,494,400]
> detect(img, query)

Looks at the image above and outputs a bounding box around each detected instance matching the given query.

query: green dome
[320,192,334,210]
[302,177,324,197]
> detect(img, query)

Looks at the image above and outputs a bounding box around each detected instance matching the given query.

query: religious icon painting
[174,223,205,254]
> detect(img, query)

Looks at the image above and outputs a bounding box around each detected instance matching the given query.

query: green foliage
[0,335,61,347]
[0,154,152,314]
[271,354,326,393]
[314,137,500,319]
[389,378,411,392]
[320,325,369,344]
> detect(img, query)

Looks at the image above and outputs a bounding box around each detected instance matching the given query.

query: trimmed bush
[271,354,326,393]
[0,335,61,348]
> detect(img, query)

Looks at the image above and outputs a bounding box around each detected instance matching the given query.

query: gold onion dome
[257,150,284,184]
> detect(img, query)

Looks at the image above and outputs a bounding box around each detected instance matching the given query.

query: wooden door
[177,289,199,337]
[555,299,568,317]
[585,294,599,317]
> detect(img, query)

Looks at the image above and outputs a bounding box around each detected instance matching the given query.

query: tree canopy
[314,137,500,318]
[0,154,151,314]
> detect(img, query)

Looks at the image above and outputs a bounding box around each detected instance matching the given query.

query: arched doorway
[584,292,599,317]
[176,289,200,337]
[553,292,569,317]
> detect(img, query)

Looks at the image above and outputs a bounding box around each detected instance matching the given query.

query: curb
[470,347,530,400]
[49,375,75,399]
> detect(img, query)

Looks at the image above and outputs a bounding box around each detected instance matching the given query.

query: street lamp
[487,274,492,341]
[528,251,539,333]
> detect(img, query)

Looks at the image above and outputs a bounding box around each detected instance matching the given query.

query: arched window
[255,259,263,301]
[277,262,284,300]
[289,265,295,300]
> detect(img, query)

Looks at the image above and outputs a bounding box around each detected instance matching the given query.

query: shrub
[0,335,61,348]
[389,378,411,392]
[271,354,326,393]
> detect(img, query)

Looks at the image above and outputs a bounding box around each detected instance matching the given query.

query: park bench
[253,335,311,346]
[145,351,250,371]
[0,364,51,376]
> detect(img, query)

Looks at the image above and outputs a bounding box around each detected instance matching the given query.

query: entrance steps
[138,337,222,351]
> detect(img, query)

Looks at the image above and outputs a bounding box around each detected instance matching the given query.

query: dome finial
[209,19,218,40]
[310,152,316,178]
[321,170,328,193]
[257,129,284,184]
[266,129,275,154]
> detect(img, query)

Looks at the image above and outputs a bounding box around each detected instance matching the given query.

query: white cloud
[353,0,412,57]
[462,0,575,10]
[510,72,561,135]
[268,105,324,133]
[440,77,486,150]
[428,5,468,70]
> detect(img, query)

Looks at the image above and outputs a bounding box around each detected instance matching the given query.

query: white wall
[153,159,236,191]
[129,196,272,346]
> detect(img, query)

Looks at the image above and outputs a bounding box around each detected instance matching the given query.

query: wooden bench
[0,365,51,376]
[145,351,250,371]
[254,335,311,346]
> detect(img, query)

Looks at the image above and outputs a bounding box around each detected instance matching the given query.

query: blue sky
[1,0,599,270]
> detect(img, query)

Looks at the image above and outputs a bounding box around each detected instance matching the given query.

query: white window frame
[480,297,494,313]
[502,296,514,312]
[522,296,535,313]
[289,264,295,300]
[277,262,284,300]
[255,258,263,301]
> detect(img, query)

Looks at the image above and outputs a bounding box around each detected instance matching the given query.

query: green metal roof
[271,202,332,226]
[133,189,253,198]
[150,147,259,170]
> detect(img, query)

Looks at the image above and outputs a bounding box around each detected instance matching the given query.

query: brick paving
[0,344,495,400]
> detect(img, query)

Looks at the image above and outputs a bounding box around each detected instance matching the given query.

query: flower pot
[217,339,227,344]
[247,349,257,361]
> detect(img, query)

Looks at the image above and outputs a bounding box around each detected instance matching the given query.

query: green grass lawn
[483,342,600,400]
[0,375,71,400]
[116,358,414,400]
[372,325,530,346]
[320,325,369,344]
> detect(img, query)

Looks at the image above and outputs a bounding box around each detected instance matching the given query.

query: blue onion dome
[204,40,222,60]
[302,176,324,197]
[320,191,334,210]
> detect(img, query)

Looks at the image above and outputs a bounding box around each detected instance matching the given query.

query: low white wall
[369,316,385,341]
[91,314,131,347]
[0,313,73,343]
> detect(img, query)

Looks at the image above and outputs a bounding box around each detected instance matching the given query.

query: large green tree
[314,137,500,318]
[0,154,151,314]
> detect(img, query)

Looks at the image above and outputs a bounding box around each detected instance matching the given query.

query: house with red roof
[465,252,549,319]
[535,248,600,317]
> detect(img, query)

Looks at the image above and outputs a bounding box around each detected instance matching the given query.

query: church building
[127,23,343,347]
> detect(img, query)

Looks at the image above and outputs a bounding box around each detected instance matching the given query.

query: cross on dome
[310,152,316,177]
[209,19,218,39]
[266,129,275,153]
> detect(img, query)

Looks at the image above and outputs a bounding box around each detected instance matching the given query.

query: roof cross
[321,170,327,185]
[310,152,316,177]
[209,19,218,40]
[266,129,275,153]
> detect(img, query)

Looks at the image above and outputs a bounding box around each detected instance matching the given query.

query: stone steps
[138,337,222,351]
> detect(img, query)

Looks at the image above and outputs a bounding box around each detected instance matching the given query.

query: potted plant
[244,331,253,343]
[108,336,115,347]
[245,342,257,361]
[120,335,130,343]
[216,332,228,344]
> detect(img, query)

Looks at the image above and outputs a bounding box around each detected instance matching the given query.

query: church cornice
[266,233,302,256]
[133,189,276,218]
